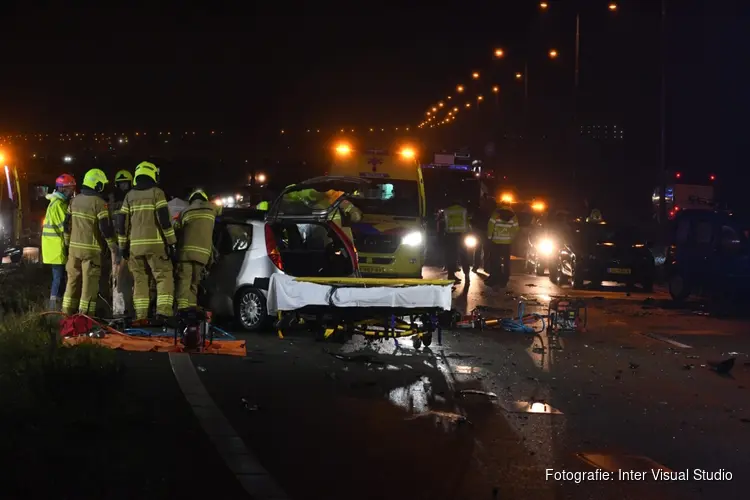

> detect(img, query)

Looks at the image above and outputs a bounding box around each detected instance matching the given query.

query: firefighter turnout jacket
[175,199,216,265]
[118,183,177,257]
[487,206,520,244]
[41,191,70,265]
[64,188,117,258]
[443,204,470,233]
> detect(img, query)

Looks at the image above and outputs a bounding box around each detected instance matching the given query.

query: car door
[200,220,253,316]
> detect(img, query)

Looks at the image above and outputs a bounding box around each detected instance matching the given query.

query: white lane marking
[641,332,692,349]
[169,353,289,500]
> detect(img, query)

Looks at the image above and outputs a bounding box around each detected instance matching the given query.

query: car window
[215,223,252,254]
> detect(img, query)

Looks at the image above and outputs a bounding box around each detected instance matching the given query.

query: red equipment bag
[59,314,94,338]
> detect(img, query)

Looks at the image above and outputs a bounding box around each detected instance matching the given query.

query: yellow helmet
[134,161,159,184]
[189,188,208,202]
[114,170,133,183]
[82,168,109,192]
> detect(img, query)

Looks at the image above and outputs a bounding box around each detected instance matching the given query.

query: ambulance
[328,140,426,278]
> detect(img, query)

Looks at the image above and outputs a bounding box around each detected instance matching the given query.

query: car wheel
[571,262,584,289]
[555,262,569,286]
[10,252,22,264]
[548,261,559,283]
[235,287,268,331]
[668,272,690,302]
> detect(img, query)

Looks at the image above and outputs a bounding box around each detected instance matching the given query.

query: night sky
[0,1,747,175]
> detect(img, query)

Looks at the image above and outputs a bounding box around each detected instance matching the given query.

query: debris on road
[683,364,695,370]
[458,389,498,399]
[629,362,640,370]
[686,355,700,359]
[708,357,736,375]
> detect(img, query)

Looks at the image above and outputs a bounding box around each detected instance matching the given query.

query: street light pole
[658,0,668,226]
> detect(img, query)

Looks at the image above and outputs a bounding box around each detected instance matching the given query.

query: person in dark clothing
[471,193,492,272]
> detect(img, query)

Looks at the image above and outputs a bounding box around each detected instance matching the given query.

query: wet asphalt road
[189,261,750,499]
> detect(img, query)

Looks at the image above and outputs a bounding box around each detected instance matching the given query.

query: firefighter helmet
[82,169,109,192]
[55,174,76,188]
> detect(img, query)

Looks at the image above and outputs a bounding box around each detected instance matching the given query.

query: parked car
[200,177,364,330]
[550,222,656,291]
[665,209,750,301]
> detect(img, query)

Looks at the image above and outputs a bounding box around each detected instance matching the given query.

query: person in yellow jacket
[443,198,471,283]
[117,161,177,321]
[174,189,215,311]
[61,169,117,315]
[109,170,134,316]
[485,201,520,286]
[42,173,77,311]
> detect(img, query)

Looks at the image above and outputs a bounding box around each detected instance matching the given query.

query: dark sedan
[550,223,656,291]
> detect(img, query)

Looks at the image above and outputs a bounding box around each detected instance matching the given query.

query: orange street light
[446,95,452,100]
[477,95,484,102]
[457,84,465,93]
[540,2,548,9]
[492,85,500,93]
[494,48,505,58]
[453,106,459,112]
[608,2,618,11]
[471,72,480,80]
[438,101,444,108]
[426,111,431,116]
[549,49,559,59]
[432,107,437,112]
[465,102,471,108]
[515,72,523,79]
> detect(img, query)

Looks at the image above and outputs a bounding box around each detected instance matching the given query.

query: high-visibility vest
[444,204,469,233]
[256,201,269,211]
[487,210,519,244]
[41,192,69,265]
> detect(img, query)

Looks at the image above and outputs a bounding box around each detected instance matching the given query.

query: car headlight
[402,231,423,247]
[464,235,478,248]
[538,238,555,255]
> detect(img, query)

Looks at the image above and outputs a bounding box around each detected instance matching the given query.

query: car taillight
[329,223,359,273]
[264,224,283,271]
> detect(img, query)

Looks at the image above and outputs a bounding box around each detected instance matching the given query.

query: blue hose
[500,302,546,334]
[122,325,236,340]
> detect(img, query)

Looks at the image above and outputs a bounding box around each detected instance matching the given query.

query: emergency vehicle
[652,171,717,221]
[328,140,426,278]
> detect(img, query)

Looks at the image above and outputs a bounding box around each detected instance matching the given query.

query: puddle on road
[388,376,432,413]
[501,401,563,415]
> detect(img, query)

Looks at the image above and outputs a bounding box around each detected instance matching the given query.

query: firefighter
[443,197,471,283]
[586,208,603,224]
[109,170,134,316]
[42,174,76,311]
[61,169,117,315]
[174,189,215,311]
[117,161,177,321]
[485,201,520,286]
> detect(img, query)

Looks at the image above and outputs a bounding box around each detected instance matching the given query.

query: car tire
[10,252,22,264]
[535,261,545,277]
[235,287,268,332]
[549,261,560,283]
[555,263,569,286]
[571,262,584,289]
[525,253,533,274]
[668,272,690,302]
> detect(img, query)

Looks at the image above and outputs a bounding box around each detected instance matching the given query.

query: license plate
[607,268,631,275]
[359,266,385,274]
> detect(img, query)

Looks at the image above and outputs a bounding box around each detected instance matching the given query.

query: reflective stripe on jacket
[41,192,69,264]
[176,200,216,265]
[487,209,520,244]
[119,186,176,257]
[65,191,116,259]
[444,204,469,233]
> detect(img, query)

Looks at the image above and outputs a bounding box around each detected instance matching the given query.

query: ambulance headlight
[539,238,555,256]
[402,231,423,247]
[464,235,478,248]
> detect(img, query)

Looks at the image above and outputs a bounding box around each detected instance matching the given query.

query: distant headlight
[538,238,555,255]
[402,231,423,247]
[464,235,478,248]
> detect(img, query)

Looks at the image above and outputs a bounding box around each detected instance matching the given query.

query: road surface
[181,263,750,498]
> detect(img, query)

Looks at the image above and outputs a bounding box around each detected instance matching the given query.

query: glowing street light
[471,71,480,80]
[438,101,444,108]
[540,1,548,9]
[465,102,471,108]
[335,143,351,156]
[426,111,431,116]
[453,107,459,112]
[492,85,500,93]
[477,95,484,102]
[548,49,559,59]
[256,173,267,184]
[515,72,523,80]
[608,2,618,11]
[456,84,465,93]
[494,48,505,58]
[431,106,437,112]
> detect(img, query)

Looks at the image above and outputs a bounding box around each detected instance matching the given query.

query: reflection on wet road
[190,262,749,500]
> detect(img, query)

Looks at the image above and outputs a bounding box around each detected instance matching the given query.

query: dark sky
[1,1,748,175]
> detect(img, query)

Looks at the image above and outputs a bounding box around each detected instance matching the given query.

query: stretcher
[267,274,454,348]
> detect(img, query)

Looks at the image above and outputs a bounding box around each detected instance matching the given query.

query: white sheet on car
[267,273,452,314]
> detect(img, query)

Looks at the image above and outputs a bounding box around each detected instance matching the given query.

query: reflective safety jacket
[64,188,116,259]
[118,183,176,257]
[443,204,469,233]
[41,191,70,265]
[487,208,520,245]
[175,199,216,265]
